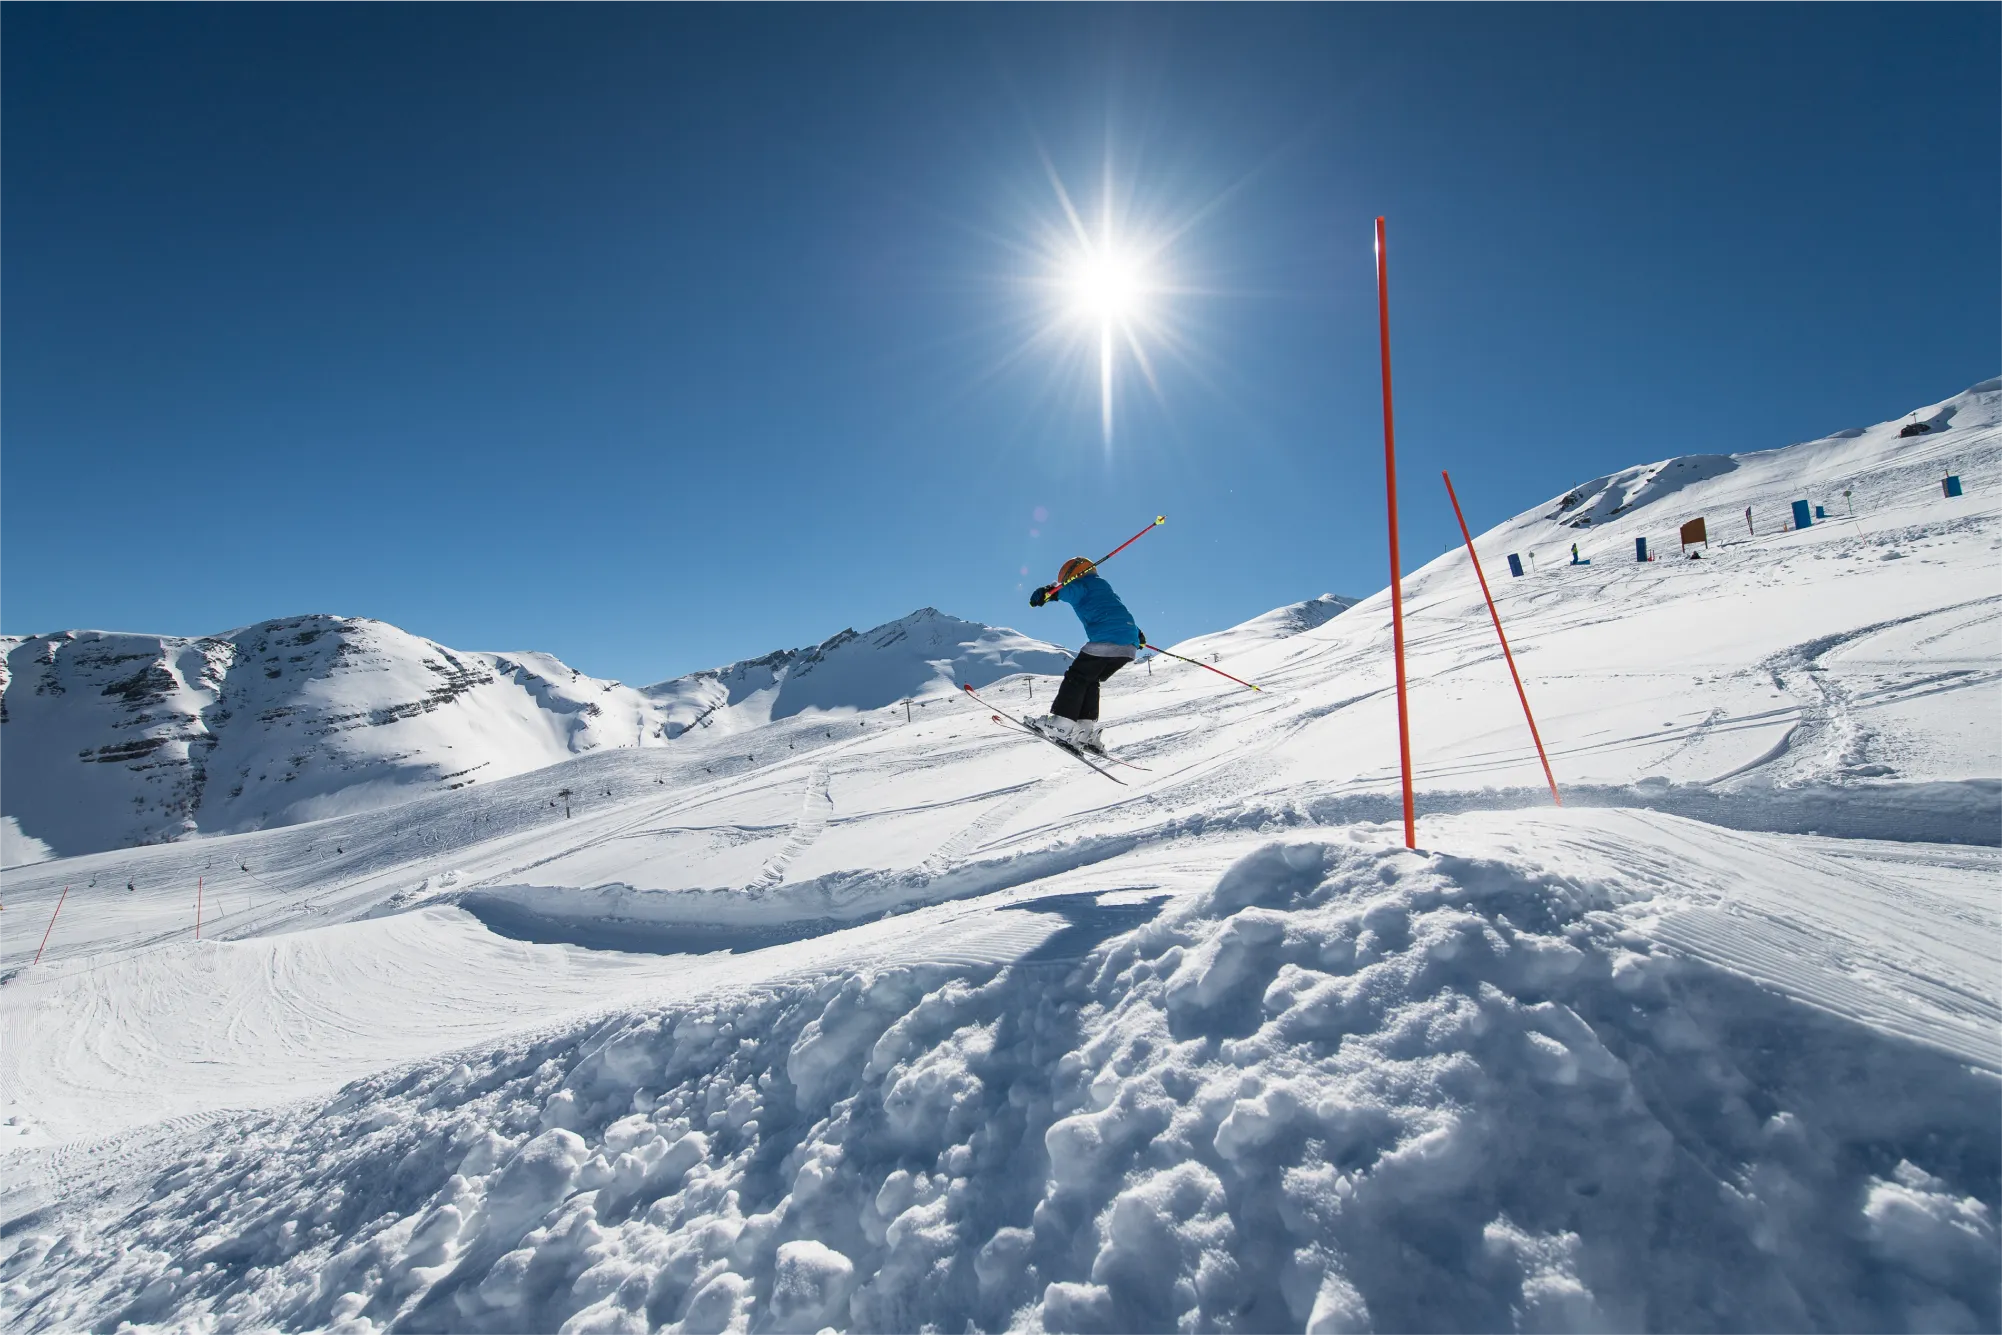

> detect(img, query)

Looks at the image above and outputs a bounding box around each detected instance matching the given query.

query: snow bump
[14,834,1994,1332]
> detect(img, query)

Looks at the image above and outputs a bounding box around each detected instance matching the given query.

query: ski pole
[1053,516,1166,593]
[1143,644,1261,692]
[33,885,68,966]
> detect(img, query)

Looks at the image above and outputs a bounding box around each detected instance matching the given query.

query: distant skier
[1026,557,1144,753]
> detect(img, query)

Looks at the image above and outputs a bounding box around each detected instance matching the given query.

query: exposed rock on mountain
[2,608,1072,858]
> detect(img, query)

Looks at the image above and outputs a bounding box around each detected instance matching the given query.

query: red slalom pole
[1144,644,1262,693]
[1443,471,1562,806]
[33,886,68,966]
[1376,217,1417,849]
[1052,516,1166,593]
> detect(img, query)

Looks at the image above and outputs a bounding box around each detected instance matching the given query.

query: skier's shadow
[1008,889,1170,963]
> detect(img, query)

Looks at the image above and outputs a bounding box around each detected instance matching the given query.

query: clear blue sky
[6,4,1996,683]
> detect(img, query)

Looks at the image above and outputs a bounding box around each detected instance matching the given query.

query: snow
[1166,593,1360,664]
[1,609,1070,859]
[1,380,1997,1332]
[0,817,53,870]
[0,617,667,858]
[642,609,1073,739]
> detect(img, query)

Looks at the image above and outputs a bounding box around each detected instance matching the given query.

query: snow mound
[13,834,1994,1333]
[641,607,1071,737]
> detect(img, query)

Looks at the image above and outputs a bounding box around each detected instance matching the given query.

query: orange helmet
[1058,556,1096,584]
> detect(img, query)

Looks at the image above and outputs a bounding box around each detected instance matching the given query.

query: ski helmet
[1059,556,1096,584]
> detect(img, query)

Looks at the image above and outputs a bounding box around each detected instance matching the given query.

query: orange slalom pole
[1376,217,1417,848]
[33,886,68,966]
[1442,470,1562,806]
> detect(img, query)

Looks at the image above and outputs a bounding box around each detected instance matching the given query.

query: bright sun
[1067,245,1147,324]
[1054,227,1162,445]
[1023,156,1185,449]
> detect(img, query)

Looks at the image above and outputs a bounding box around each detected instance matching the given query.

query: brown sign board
[1680,517,1708,546]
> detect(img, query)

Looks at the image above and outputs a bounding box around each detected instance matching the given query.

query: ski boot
[1025,714,1082,747]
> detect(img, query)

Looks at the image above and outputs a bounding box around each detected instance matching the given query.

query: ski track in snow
[748,765,835,890]
[2,382,2000,1332]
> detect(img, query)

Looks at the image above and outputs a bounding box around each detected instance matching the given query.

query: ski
[969,683,1149,769]
[986,715,1126,783]
[960,684,1124,784]
[988,714,1151,772]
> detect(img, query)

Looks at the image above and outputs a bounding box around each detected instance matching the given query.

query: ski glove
[1030,584,1058,608]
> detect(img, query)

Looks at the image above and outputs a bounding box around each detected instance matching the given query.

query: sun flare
[1007,148,1211,451]
[1047,215,1168,446]
[1066,243,1148,325]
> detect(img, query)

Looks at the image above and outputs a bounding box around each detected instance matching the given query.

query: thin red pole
[1443,470,1562,806]
[1052,516,1166,593]
[33,886,68,966]
[1375,217,1417,849]
[195,877,202,940]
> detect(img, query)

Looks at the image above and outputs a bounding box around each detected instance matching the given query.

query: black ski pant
[1052,652,1128,721]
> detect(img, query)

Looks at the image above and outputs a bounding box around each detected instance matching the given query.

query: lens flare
[975,132,1239,456]
[1027,155,1179,451]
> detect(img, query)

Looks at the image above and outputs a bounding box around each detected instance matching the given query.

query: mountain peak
[644,609,1068,738]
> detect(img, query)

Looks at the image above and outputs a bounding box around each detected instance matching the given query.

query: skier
[1026,557,1144,753]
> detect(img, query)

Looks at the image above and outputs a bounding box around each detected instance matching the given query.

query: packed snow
[2,381,1997,1333]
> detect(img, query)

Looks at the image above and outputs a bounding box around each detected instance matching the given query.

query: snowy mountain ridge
[0,615,660,862]
[1167,592,1361,663]
[1524,376,2002,544]
[639,607,1072,739]
[0,607,1071,861]
[8,376,1993,866]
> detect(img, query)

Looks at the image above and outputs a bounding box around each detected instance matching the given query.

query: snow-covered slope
[3,380,1996,1333]
[1,609,1069,861]
[1502,376,2001,566]
[641,608,1072,739]
[1165,592,1359,663]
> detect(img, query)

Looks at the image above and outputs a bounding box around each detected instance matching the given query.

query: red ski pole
[1052,516,1166,593]
[1144,644,1262,693]
[33,886,68,966]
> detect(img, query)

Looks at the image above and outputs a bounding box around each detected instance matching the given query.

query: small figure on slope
[1026,557,1144,754]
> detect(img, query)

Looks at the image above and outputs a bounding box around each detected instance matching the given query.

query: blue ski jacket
[1057,573,1142,647]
